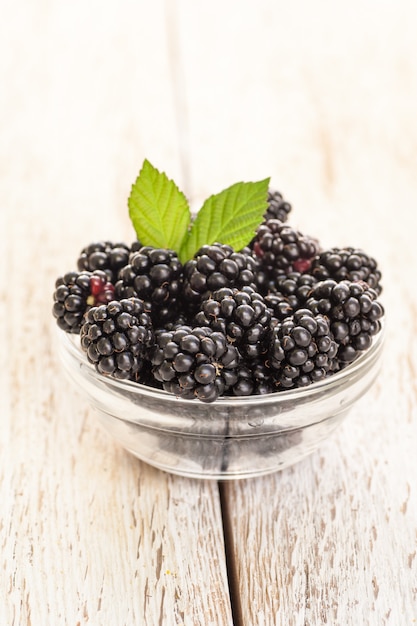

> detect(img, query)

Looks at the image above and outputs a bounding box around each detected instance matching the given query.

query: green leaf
[179,178,270,263]
[128,159,191,252]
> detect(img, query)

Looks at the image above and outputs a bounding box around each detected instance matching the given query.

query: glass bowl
[57,326,385,480]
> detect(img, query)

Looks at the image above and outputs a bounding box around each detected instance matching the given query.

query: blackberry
[268,309,338,389]
[264,189,292,223]
[52,270,115,334]
[305,279,384,365]
[182,243,258,308]
[311,247,382,295]
[252,219,319,275]
[77,241,131,282]
[150,325,241,403]
[194,286,272,359]
[269,271,318,309]
[115,246,183,324]
[80,298,154,380]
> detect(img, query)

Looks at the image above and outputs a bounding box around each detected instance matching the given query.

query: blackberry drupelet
[193,286,272,359]
[305,279,384,365]
[182,243,258,308]
[77,241,131,282]
[311,247,383,295]
[80,298,154,380]
[129,240,144,255]
[150,325,241,403]
[264,189,292,223]
[252,219,319,275]
[115,246,183,324]
[52,270,115,334]
[268,309,338,389]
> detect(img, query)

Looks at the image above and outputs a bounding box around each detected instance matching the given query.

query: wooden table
[1,1,416,624]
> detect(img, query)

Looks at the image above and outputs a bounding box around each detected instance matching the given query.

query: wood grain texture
[200,1,417,624]
[0,2,232,625]
[1,0,417,625]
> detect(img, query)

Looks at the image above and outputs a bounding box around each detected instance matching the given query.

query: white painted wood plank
[0,2,232,624]
[172,1,416,623]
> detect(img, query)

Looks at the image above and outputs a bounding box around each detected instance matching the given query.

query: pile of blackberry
[53,189,385,402]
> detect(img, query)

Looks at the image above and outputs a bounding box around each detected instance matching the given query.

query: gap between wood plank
[219,481,244,626]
